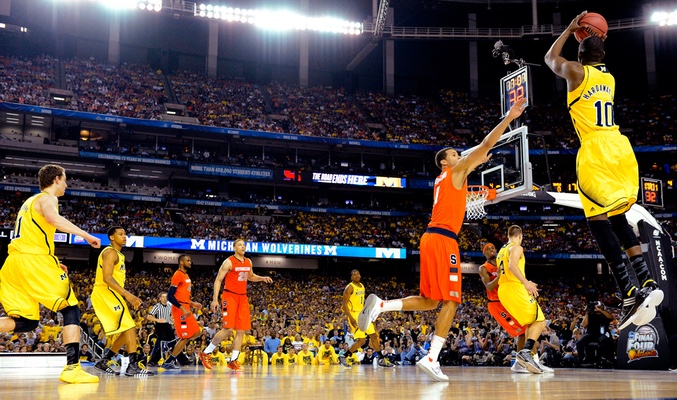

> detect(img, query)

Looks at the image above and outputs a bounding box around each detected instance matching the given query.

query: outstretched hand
[507,97,528,120]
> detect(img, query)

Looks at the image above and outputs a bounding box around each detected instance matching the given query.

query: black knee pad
[14,317,39,333]
[61,305,81,326]
[609,214,640,250]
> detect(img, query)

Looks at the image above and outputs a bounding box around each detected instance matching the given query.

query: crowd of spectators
[0,266,621,370]
[0,55,55,106]
[170,71,280,132]
[63,58,167,119]
[2,55,674,150]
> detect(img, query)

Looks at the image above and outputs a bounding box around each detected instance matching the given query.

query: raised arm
[545,11,587,88]
[454,98,527,182]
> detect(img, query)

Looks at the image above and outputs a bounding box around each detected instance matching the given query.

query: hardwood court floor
[2,364,677,400]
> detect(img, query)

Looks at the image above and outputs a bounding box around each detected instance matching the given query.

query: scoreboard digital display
[311,173,406,188]
[500,66,531,117]
[641,177,663,208]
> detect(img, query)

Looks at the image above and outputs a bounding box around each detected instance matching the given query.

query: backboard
[461,125,532,204]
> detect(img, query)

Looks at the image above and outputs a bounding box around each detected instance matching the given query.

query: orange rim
[466,185,497,201]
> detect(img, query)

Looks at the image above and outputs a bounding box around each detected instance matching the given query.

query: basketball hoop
[466,185,497,220]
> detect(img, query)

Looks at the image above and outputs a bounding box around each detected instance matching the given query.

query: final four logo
[626,324,660,362]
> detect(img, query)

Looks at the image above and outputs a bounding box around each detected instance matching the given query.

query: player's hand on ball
[567,11,587,33]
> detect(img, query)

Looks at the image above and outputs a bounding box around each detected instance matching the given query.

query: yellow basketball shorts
[497,282,544,326]
[576,132,638,218]
[349,311,376,339]
[0,253,78,319]
[91,286,136,336]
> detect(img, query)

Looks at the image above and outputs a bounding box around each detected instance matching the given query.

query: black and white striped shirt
[150,302,173,324]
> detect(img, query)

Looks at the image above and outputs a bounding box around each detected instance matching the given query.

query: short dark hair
[579,36,605,64]
[434,147,454,170]
[178,254,190,264]
[350,269,359,277]
[507,225,522,238]
[38,164,65,190]
[107,226,124,239]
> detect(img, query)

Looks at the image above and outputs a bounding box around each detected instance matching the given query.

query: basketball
[574,12,608,42]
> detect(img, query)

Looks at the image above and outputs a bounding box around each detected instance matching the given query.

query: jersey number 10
[594,101,615,127]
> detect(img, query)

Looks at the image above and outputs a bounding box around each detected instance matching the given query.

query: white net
[466,186,490,220]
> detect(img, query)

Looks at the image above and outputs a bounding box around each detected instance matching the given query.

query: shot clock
[641,177,663,208]
[500,66,531,117]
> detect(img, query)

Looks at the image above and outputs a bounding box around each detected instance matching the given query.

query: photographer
[576,300,614,365]
[538,324,561,367]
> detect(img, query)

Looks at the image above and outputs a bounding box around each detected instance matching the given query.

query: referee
[146,292,175,367]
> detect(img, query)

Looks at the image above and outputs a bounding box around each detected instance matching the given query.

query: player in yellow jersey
[0,164,101,384]
[496,225,545,374]
[91,226,153,377]
[341,269,390,368]
[545,12,663,330]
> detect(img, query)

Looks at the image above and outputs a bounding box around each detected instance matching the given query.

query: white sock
[204,343,217,354]
[426,335,446,362]
[120,355,130,375]
[231,350,240,360]
[380,299,403,312]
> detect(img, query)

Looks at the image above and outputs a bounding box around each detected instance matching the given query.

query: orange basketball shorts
[221,291,252,331]
[487,300,526,337]
[419,232,461,303]
[172,306,200,339]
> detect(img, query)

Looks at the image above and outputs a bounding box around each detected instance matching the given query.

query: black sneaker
[125,362,155,377]
[94,359,119,375]
[146,361,158,368]
[516,349,543,374]
[618,295,639,330]
[338,355,351,368]
[378,357,395,368]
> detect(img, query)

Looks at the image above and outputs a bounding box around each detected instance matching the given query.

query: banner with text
[189,164,274,180]
[70,234,407,259]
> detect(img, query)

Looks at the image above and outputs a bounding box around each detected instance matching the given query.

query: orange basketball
[574,12,608,43]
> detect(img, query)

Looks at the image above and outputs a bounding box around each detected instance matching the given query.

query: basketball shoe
[378,357,395,368]
[94,359,119,375]
[619,282,664,330]
[228,360,243,371]
[199,352,213,370]
[358,294,382,332]
[59,363,100,384]
[125,361,155,377]
[534,353,554,373]
[338,355,351,368]
[416,356,449,382]
[161,360,181,370]
[516,349,543,374]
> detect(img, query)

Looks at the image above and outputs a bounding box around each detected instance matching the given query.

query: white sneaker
[511,361,530,374]
[416,357,449,382]
[516,349,543,374]
[534,353,554,373]
[358,294,382,332]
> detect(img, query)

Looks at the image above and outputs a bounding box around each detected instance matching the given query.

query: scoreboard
[641,177,663,208]
[500,66,531,117]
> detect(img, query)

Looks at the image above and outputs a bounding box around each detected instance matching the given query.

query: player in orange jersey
[359,98,527,381]
[199,239,273,371]
[163,255,202,370]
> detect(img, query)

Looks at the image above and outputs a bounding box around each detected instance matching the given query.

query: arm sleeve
[166,286,182,309]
